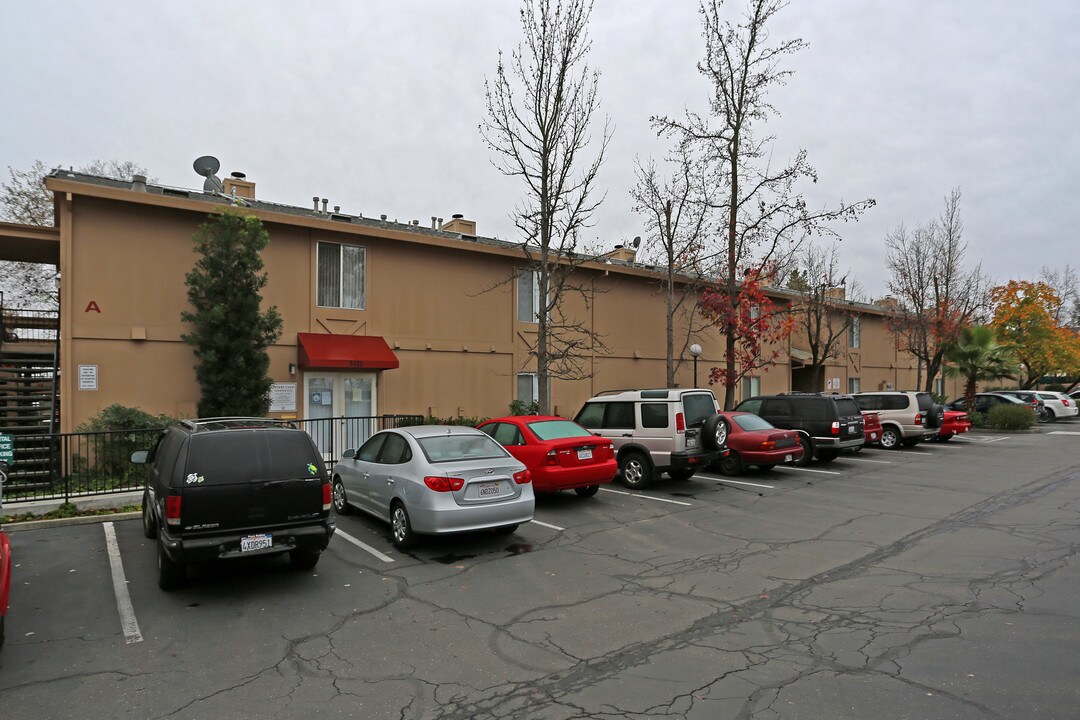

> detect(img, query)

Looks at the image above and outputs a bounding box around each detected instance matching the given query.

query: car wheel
[574,485,600,497]
[289,548,320,570]
[332,477,352,515]
[816,449,838,462]
[702,414,729,451]
[619,452,654,489]
[719,451,743,476]
[141,491,157,540]
[157,537,185,591]
[879,427,901,450]
[390,502,418,550]
[793,436,813,466]
[668,469,696,482]
[756,464,776,471]
[494,524,519,536]
[1037,407,1052,423]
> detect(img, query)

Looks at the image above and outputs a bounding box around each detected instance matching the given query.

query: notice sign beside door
[269,383,297,413]
[78,365,98,391]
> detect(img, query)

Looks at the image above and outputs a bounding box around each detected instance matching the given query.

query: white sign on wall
[827,377,841,391]
[78,365,98,391]
[269,383,297,413]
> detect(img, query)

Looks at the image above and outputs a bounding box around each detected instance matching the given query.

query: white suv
[1036,391,1079,421]
[853,391,944,449]
[574,389,728,488]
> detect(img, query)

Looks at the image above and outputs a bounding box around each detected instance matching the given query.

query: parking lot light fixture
[689,344,703,387]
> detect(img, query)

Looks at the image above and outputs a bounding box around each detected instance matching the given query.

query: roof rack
[180,417,296,432]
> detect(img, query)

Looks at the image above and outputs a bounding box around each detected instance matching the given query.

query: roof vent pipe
[431,216,438,229]
[313,196,320,211]
[380,214,387,221]
[321,198,328,213]
[131,174,147,192]
[334,205,341,213]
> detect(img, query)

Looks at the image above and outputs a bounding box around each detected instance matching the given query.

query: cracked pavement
[1,430,1078,719]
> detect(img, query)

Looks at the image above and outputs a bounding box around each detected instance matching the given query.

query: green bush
[968,411,988,429]
[986,404,1035,430]
[1045,383,1066,392]
[419,415,489,427]
[508,399,540,416]
[72,404,177,490]
[76,404,176,433]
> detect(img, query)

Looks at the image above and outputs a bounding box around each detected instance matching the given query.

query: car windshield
[417,434,509,463]
[527,420,591,440]
[732,414,774,431]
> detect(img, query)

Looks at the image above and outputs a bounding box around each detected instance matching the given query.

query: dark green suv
[132,418,335,590]
[734,393,865,465]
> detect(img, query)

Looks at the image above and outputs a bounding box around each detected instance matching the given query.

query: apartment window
[848,377,861,394]
[849,316,861,348]
[749,304,761,321]
[517,269,541,322]
[516,373,538,405]
[317,241,365,309]
[742,375,761,399]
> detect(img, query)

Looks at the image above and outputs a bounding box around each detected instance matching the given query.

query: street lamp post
[689,343,702,388]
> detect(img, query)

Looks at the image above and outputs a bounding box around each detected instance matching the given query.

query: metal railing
[0,415,426,505]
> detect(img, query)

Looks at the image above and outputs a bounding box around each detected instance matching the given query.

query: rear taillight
[675,412,685,433]
[831,421,840,436]
[545,449,559,466]
[513,469,532,484]
[165,495,182,527]
[322,482,332,511]
[424,476,465,492]
[759,440,776,450]
[1063,399,1071,407]
[915,413,922,425]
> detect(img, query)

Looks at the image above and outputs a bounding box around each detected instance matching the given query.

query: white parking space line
[841,457,893,464]
[599,487,693,506]
[774,466,842,475]
[1049,431,1080,436]
[334,529,395,563]
[102,522,143,645]
[696,473,774,489]
[530,519,565,531]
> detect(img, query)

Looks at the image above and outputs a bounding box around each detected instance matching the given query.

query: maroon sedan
[716,412,804,476]
[478,416,617,497]
[861,410,883,446]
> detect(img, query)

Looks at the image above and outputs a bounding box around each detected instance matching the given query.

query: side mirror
[130,450,149,464]
[342,448,356,460]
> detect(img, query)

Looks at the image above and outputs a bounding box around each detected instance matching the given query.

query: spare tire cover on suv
[702,414,729,451]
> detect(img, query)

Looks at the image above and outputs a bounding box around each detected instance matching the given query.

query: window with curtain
[849,317,861,348]
[317,241,365,309]
[517,269,541,322]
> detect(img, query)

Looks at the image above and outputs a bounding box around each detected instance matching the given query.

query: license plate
[240,534,272,552]
[785,454,793,463]
[686,437,698,449]
[848,426,857,434]
[577,448,593,460]
[478,482,500,497]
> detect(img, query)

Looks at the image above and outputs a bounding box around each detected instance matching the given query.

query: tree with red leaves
[699,268,794,406]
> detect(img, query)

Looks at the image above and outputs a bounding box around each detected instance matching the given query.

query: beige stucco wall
[52,179,962,431]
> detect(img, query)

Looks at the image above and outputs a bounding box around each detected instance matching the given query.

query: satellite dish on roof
[193,155,223,192]
[632,236,641,249]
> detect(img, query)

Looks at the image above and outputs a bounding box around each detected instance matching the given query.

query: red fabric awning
[297,333,400,370]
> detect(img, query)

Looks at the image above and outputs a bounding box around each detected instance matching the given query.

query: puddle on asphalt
[504,543,534,555]
[430,553,478,565]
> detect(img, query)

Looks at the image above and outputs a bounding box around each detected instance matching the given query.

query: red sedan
[478,416,617,497]
[716,412,804,476]
[861,411,883,446]
[935,410,972,441]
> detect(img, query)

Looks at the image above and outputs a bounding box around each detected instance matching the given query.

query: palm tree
[943,325,1018,411]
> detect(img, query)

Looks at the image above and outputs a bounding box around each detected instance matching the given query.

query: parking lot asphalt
[1,428,1078,719]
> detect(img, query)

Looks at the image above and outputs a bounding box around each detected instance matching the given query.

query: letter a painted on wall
[85,301,101,313]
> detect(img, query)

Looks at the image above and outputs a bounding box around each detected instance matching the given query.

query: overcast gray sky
[3,1,1076,297]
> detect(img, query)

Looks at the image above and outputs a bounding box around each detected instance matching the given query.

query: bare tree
[886,188,988,392]
[1039,264,1080,329]
[482,0,611,413]
[1,159,151,309]
[790,243,859,388]
[653,0,874,409]
[631,146,713,386]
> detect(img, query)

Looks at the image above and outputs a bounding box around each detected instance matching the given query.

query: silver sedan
[331,425,535,549]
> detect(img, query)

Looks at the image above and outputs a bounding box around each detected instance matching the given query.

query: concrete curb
[4,511,140,532]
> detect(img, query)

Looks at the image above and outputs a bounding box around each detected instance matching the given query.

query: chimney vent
[440,214,477,236]
[131,174,147,192]
[321,198,328,213]
[380,214,388,221]
[222,173,255,199]
[334,205,341,213]
[431,216,438,229]
[230,171,246,179]
[313,197,320,211]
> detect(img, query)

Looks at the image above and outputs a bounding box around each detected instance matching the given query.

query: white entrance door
[304,372,378,458]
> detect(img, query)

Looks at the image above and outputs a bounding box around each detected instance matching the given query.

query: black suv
[132,418,336,590]
[734,393,865,465]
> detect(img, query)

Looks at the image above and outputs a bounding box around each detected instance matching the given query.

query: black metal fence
[0,415,425,505]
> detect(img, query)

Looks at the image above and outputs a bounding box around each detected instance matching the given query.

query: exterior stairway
[0,308,60,496]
